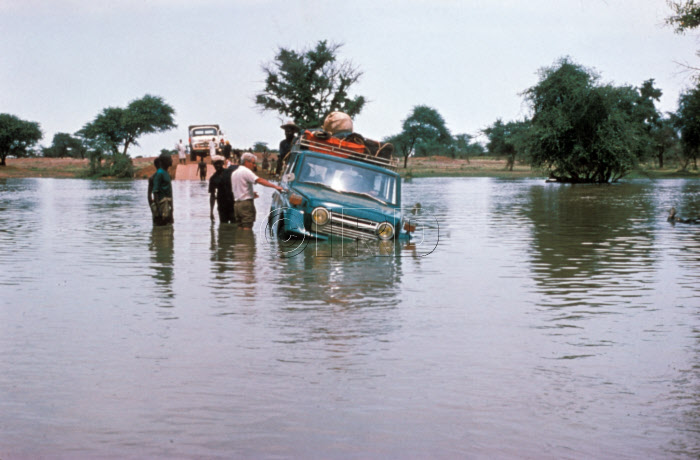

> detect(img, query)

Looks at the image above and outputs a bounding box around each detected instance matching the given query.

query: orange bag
[301,130,365,157]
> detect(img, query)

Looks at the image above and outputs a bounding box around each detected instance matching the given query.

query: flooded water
[1,176,700,459]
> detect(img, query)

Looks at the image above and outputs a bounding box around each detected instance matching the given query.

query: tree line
[251,4,700,183]
[3,4,700,182]
[253,40,700,183]
[0,94,176,177]
[4,53,694,183]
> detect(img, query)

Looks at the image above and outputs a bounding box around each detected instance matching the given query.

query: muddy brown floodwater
[1,176,700,458]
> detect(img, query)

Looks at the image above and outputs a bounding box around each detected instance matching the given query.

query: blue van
[269,131,409,241]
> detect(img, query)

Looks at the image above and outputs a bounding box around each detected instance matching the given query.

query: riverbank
[0,157,156,179]
[1,155,699,180]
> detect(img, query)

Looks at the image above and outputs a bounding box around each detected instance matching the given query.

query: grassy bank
[2,155,699,180]
[0,157,157,179]
[398,156,539,179]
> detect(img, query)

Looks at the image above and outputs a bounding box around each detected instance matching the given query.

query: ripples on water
[1,177,700,458]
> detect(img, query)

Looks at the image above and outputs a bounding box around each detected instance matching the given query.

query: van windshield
[191,128,218,137]
[297,156,397,205]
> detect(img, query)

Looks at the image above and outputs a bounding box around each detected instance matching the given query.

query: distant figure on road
[232,149,242,164]
[197,157,207,181]
[262,151,270,171]
[152,153,174,226]
[209,155,237,224]
[277,120,301,176]
[231,153,284,230]
[176,139,187,165]
[209,137,217,158]
[222,140,232,161]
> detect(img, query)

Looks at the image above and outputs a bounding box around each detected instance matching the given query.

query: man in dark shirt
[198,157,207,181]
[209,155,237,223]
[148,157,167,226]
[222,140,232,161]
[152,154,174,226]
[276,120,301,177]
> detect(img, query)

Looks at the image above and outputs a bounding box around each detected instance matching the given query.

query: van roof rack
[293,130,398,171]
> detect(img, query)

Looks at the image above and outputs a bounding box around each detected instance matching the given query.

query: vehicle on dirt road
[188,124,223,161]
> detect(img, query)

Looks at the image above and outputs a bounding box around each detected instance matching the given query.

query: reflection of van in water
[188,124,223,160]
[270,130,410,241]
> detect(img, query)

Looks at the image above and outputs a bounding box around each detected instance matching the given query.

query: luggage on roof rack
[293,130,398,170]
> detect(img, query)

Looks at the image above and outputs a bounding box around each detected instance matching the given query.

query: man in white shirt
[231,152,284,230]
[208,137,217,158]
[176,139,187,165]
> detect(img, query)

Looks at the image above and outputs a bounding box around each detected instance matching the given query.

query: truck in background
[188,124,223,161]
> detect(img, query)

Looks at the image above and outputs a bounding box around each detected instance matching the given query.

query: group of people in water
[149,121,299,230]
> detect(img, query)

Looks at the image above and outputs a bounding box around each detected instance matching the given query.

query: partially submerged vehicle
[270,129,412,241]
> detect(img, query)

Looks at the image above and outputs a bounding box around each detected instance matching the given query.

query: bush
[84,151,134,178]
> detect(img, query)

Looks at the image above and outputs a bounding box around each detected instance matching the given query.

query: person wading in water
[209,155,237,224]
[231,153,284,230]
[152,153,174,226]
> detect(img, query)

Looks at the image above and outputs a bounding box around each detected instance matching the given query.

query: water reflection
[666,335,700,458]
[209,223,237,277]
[0,180,42,287]
[4,177,700,458]
[662,180,700,297]
[208,224,258,306]
[148,225,175,310]
[269,241,403,353]
[277,241,403,305]
[231,229,258,295]
[523,183,658,312]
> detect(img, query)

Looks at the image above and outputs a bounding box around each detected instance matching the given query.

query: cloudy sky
[1,0,697,156]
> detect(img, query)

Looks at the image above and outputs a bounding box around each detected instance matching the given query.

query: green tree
[42,132,87,159]
[666,1,700,78]
[0,114,42,166]
[253,142,268,152]
[667,0,700,32]
[650,116,680,169]
[450,133,484,162]
[675,83,700,170]
[78,95,176,157]
[636,79,663,126]
[630,79,665,165]
[483,119,530,171]
[523,58,646,183]
[255,40,366,128]
[77,95,176,177]
[384,132,412,168]
[386,105,452,168]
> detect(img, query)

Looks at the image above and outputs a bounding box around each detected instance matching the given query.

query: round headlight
[311,207,330,226]
[376,222,395,240]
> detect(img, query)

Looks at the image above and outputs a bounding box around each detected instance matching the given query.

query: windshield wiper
[301,181,339,193]
[341,190,389,205]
